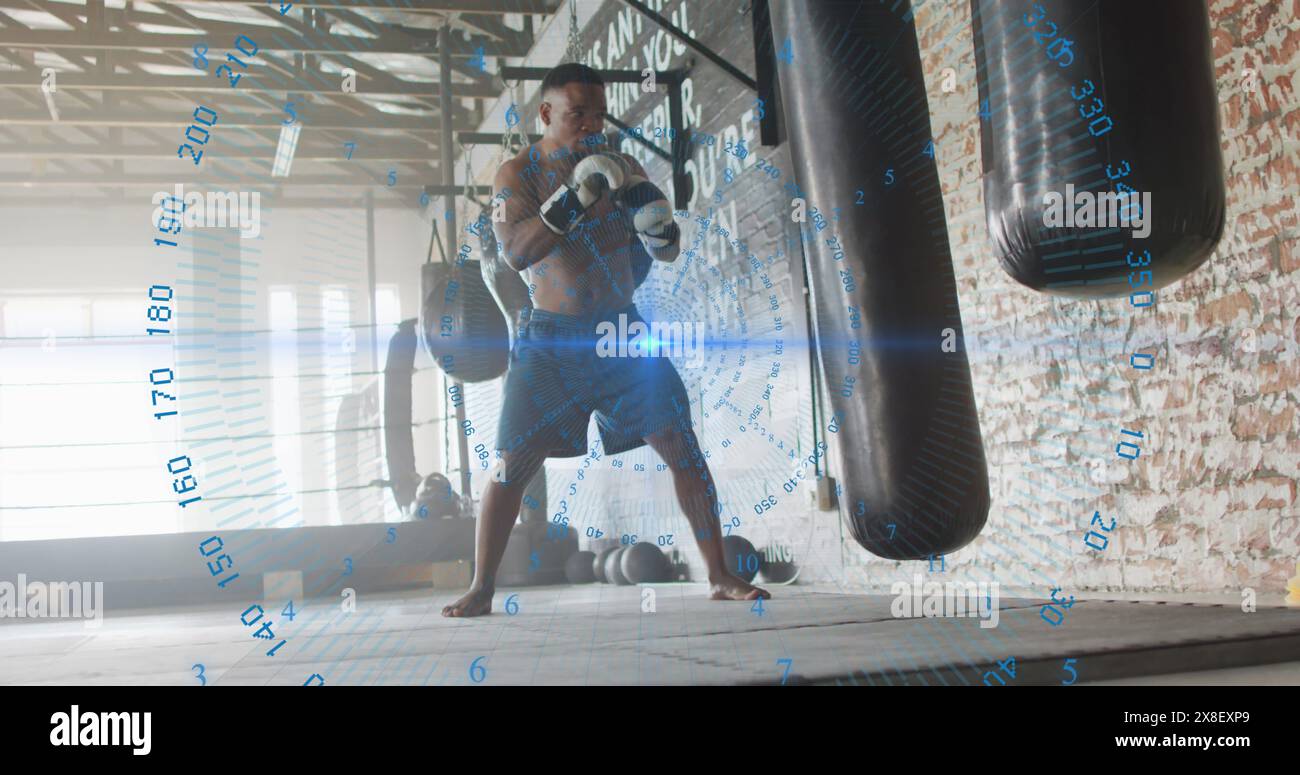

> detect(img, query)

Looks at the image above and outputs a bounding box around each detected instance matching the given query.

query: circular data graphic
[1,0,1295,705]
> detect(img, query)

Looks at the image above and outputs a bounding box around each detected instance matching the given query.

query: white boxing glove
[539,153,627,234]
[596,151,634,183]
[620,175,680,253]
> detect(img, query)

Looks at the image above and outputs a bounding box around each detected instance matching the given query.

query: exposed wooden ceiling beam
[4,140,443,163]
[0,101,474,130]
[0,69,502,99]
[0,172,447,188]
[132,0,560,14]
[0,194,432,209]
[0,25,525,57]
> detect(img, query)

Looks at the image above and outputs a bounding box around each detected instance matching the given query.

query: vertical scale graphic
[145,18,317,683]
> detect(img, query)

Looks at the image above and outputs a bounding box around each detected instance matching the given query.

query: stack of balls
[563,543,674,585]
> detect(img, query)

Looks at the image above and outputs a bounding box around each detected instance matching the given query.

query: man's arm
[492,154,628,273]
[491,159,565,273]
[621,155,681,262]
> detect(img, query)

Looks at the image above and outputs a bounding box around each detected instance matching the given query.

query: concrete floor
[1,584,1297,685]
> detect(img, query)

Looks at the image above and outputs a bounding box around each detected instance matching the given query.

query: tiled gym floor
[2,584,1297,685]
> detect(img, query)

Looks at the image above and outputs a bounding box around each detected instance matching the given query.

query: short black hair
[540,62,604,96]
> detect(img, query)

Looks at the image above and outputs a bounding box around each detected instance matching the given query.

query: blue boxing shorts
[497,304,693,459]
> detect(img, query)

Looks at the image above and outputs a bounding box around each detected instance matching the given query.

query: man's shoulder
[496,151,529,177]
[494,152,539,202]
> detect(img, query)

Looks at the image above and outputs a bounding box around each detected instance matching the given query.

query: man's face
[541,82,607,152]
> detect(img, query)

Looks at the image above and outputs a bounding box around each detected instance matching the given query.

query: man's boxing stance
[442,63,769,617]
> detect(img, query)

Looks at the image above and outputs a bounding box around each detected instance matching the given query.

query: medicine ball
[565,550,597,584]
[759,544,799,584]
[531,518,576,586]
[593,546,620,583]
[723,535,764,583]
[621,542,671,584]
[605,546,631,585]
[415,472,458,518]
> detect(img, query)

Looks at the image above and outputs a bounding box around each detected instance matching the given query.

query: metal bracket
[621,0,757,92]
[750,0,781,146]
[621,0,779,147]
[601,114,670,162]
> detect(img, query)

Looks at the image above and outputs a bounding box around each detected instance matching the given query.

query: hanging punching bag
[382,319,421,512]
[419,255,510,383]
[971,0,1225,298]
[771,0,990,560]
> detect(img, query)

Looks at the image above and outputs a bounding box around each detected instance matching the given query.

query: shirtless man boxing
[442,62,769,617]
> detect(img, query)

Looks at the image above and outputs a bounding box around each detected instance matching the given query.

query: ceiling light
[272,121,301,178]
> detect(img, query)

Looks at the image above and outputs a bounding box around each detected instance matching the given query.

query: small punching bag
[771,0,990,560]
[419,255,510,383]
[971,0,1225,298]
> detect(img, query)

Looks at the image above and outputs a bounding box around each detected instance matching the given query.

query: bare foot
[441,586,494,618]
[709,574,771,601]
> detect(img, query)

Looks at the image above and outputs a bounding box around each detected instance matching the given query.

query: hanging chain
[501,79,529,158]
[460,142,476,222]
[564,0,583,63]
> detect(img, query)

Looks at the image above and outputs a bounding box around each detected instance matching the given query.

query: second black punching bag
[771,0,991,560]
[971,0,1225,298]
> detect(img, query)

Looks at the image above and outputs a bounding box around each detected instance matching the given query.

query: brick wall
[468,0,1297,596]
[896,0,1299,596]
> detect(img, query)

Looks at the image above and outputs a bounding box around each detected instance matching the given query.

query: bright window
[269,288,303,526]
[0,295,176,541]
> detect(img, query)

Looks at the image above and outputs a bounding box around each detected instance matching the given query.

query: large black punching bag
[971,0,1225,298]
[771,0,990,560]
